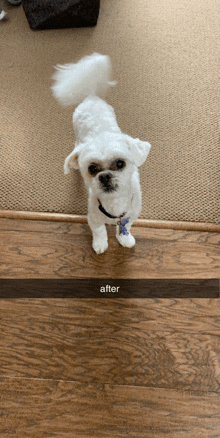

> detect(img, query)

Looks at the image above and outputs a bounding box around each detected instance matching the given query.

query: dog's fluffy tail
[51,52,116,106]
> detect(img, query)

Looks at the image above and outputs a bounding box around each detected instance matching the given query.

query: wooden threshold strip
[0,210,219,233]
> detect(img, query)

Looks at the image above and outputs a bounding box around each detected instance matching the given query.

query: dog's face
[78,135,135,197]
[64,132,151,197]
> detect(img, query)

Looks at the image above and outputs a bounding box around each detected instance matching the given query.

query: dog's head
[64,133,151,196]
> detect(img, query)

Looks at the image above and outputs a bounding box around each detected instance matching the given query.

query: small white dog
[51,53,151,254]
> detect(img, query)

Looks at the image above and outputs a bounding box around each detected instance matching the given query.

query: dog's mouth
[101,183,118,193]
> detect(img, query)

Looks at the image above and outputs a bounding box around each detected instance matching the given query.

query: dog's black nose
[99,173,112,185]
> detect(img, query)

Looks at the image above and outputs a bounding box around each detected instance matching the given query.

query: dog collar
[98,199,126,219]
[97,199,130,235]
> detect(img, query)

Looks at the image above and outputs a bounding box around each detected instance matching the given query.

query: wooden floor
[0,218,218,278]
[0,218,219,437]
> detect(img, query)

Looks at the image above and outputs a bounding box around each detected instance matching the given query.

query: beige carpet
[0,0,218,223]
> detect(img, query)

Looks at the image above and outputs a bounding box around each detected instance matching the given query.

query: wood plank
[0,218,218,243]
[0,219,218,278]
[0,299,218,392]
[0,377,218,438]
[0,210,219,232]
[0,297,218,332]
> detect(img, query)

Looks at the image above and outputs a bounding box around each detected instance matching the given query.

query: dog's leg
[116,182,141,249]
[92,225,108,254]
[116,186,141,249]
[116,221,136,248]
[88,219,108,254]
[87,195,108,254]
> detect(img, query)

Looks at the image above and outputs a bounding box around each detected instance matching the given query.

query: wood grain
[0,218,218,278]
[0,218,219,437]
[0,377,218,438]
[0,299,218,391]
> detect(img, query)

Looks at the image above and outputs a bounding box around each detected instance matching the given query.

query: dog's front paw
[92,237,108,254]
[117,233,136,248]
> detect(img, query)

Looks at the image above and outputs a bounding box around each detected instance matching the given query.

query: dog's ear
[124,135,151,167]
[64,148,79,174]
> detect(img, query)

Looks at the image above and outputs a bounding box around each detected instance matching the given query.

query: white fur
[0,10,7,20]
[52,53,151,253]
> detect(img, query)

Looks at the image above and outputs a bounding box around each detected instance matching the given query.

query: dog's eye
[88,164,98,175]
[116,160,126,170]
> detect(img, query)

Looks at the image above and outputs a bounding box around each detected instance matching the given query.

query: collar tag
[118,217,130,235]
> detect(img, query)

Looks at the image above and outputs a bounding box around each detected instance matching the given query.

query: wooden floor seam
[0,375,218,394]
